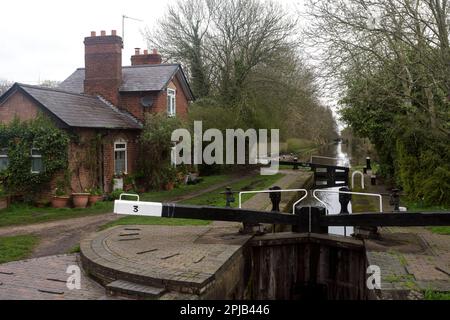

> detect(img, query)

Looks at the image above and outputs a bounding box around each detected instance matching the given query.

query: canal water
[299,142,359,236]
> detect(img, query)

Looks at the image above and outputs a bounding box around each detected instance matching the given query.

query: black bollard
[221,187,235,208]
[389,188,400,212]
[269,186,281,212]
[293,157,299,170]
[371,175,376,185]
[338,187,351,214]
[363,167,367,174]
[366,157,372,170]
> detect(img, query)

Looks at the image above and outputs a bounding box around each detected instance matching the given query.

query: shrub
[138,113,183,189]
[0,116,69,198]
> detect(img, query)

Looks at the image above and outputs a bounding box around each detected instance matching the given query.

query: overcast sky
[0,0,303,84]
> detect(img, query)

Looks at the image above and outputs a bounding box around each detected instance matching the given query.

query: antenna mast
[122,14,143,46]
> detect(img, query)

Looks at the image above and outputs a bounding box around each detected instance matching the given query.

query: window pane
[115,150,126,175]
[31,148,41,156]
[172,96,176,114]
[167,89,176,115]
[0,158,8,171]
[115,143,126,150]
[0,148,7,156]
[31,158,43,173]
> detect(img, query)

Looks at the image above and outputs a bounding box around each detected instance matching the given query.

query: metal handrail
[119,193,140,201]
[312,189,383,215]
[239,189,308,214]
[310,155,341,163]
[351,170,365,189]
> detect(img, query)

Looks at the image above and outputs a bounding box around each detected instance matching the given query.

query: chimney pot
[90,31,96,37]
[152,48,158,54]
[134,48,141,55]
[100,30,106,36]
[144,49,149,55]
[111,30,117,36]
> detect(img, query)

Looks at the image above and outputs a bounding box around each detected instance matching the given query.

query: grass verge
[351,185,379,213]
[0,235,39,264]
[0,201,113,228]
[424,290,450,300]
[404,201,450,235]
[139,174,234,202]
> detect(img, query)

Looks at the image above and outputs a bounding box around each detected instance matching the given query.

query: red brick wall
[118,76,189,121]
[0,90,39,123]
[84,32,123,106]
[171,76,189,119]
[119,91,162,122]
[131,52,162,65]
[101,130,139,193]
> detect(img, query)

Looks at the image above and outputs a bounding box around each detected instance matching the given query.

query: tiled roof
[10,84,142,129]
[59,64,194,100]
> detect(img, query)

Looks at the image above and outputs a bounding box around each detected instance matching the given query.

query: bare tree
[144,0,298,102]
[0,80,13,95]
[144,0,214,98]
[304,0,449,130]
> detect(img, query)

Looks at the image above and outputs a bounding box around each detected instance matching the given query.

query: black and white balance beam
[114,199,300,225]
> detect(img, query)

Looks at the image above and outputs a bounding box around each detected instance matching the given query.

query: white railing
[312,189,383,215]
[310,155,340,163]
[119,193,140,201]
[239,189,308,214]
[351,170,365,189]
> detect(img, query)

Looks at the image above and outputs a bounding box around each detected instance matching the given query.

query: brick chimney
[131,48,162,65]
[84,30,123,105]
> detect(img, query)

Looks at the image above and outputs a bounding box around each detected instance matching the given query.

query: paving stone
[0,254,106,300]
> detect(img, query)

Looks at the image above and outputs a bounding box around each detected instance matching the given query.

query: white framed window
[114,141,127,175]
[31,148,43,174]
[167,88,176,117]
[0,148,8,172]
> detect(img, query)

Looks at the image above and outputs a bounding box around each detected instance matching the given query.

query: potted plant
[89,187,103,205]
[72,189,90,208]
[51,178,70,208]
[51,189,70,209]
[123,174,134,192]
[0,184,9,211]
[162,166,177,191]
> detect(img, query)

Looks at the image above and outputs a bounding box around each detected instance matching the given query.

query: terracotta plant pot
[72,193,90,208]
[89,195,103,205]
[51,196,70,208]
[0,196,9,211]
[164,182,174,191]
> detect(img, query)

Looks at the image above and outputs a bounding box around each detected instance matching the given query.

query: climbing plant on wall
[0,116,69,197]
[70,132,102,191]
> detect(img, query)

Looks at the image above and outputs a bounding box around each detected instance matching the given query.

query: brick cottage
[0,30,194,194]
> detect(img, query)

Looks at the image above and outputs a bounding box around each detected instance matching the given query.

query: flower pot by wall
[89,195,103,206]
[0,196,9,211]
[72,193,90,208]
[164,182,174,191]
[51,196,70,208]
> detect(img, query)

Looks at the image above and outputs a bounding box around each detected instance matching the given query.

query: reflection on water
[300,142,354,236]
